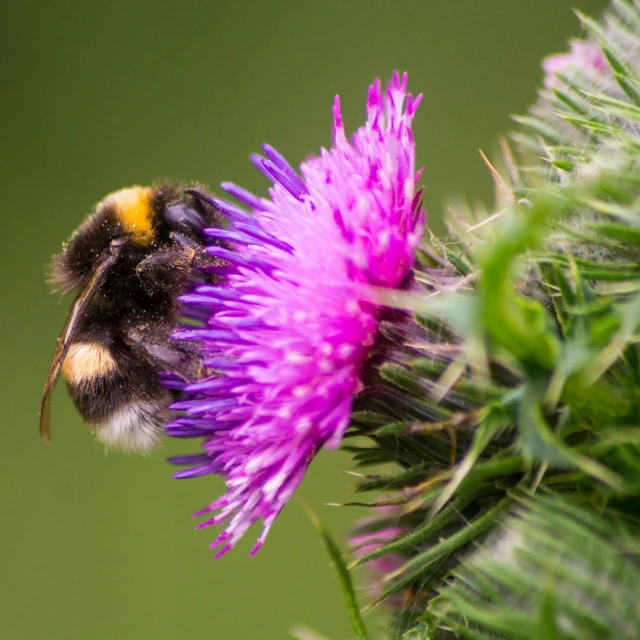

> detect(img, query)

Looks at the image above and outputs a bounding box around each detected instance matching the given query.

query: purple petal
[221,182,265,211]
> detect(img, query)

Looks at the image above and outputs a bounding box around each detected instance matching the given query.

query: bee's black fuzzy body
[41,183,223,452]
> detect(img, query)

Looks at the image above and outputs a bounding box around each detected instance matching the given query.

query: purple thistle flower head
[169,72,424,557]
[542,38,608,89]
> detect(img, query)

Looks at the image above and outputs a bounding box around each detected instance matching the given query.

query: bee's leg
[125,324,206,382]
[169,231,200,250]
[135,248,195,294]
[169,231,225,273]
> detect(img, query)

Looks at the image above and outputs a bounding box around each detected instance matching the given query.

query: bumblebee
[40,183,222,452]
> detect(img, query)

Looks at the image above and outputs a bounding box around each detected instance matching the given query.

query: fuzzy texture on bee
[40,183,223,452]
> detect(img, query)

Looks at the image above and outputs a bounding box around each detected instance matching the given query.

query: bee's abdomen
[61,342,118,386]
[61,340,170,453]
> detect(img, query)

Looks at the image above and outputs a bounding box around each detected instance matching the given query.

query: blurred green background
[1,1,606,638]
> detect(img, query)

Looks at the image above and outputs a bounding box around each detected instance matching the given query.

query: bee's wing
[39,247,120,442]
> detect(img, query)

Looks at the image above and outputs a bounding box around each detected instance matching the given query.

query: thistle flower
[542,38,608,89]
[349,508,413,610]
[168,72,424,557]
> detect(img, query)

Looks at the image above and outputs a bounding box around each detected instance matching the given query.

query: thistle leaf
[304,505,369,640]
[434,495,640,640]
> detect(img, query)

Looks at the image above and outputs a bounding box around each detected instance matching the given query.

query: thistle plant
[337,1,640,638]
[162,1,640,637]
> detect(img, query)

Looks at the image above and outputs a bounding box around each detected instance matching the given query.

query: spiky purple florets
[168,72,424,557]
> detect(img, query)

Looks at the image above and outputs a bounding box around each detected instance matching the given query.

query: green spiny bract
[343,2,640,638]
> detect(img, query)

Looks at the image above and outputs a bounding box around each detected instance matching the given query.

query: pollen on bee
[61,342,118,385]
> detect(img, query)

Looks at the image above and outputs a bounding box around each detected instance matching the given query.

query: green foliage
[332,1,640,637]
[431,495,640,640]
[305,506,370,640]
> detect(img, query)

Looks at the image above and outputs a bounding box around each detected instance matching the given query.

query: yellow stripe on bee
[61,342,118,386]
[107,186,154,243]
